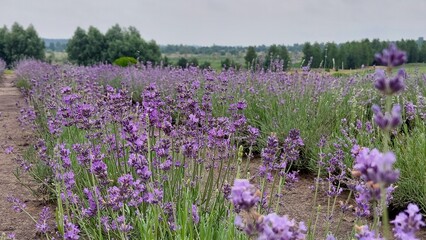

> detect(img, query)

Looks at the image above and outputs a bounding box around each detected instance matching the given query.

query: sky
[1,0,425,46]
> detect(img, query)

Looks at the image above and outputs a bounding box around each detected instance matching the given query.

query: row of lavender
[6,44,426,239]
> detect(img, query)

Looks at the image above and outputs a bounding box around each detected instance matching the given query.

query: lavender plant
[6,43,426,240]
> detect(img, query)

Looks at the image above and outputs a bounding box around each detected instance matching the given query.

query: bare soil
[0,73,44,239]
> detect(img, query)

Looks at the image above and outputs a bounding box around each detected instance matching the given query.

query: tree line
[66,24,161,66]
[300,38,426,69]
[0,23,45,66]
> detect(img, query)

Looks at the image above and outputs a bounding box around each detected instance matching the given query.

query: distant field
[43,51,426,75]
[164,52,246,69]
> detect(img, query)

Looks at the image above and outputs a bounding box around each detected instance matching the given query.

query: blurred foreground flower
[375,43,407,67]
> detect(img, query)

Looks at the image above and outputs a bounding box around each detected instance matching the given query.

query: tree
[67,24,162,65]
[264,44,291,70]
[0,26,7,62]
[144,40,161,63]
[311,43,322,68]
[3,23,44,65]
[405,40,419,63]
[244,46,257,68]
[323,42,338,69]
[86,26,106,64]
[419,42,426,63]
[188,57,199,66]
[66,27,89,65]
[177,57,188,68]
[200,61,211,69]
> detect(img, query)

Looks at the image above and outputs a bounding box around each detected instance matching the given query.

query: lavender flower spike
[374,68,405,95]
[372,104,402,131]
[258,213,307,240]
[353,148,399,186]
[392,203,425,240]
[230,179,260,210]
[375,43,407,67]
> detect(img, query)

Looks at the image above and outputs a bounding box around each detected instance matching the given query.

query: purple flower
[261,134,279,166]
[191,204,200,225]
[4,146,14,154]
[61,86,72,94]
[372,104,402,130]
[113,215,133,232]
[36,206,51,233]
[355,225,383,240]
[326,233,336,240]
[375,43,407,67]
[7,196,26,213]
[392,203,425,240]
[374,69,405,95]
[236,100,247,110]
[82,188,99,217]
[258,213,307,240]
[247,125,260,145]
[91,158,108,183]
[405,102,416,121]
[230,179,260,210]
[353,148,399,186]
[64,215,80,240]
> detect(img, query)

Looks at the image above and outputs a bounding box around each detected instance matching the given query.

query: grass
[15,78,31,90]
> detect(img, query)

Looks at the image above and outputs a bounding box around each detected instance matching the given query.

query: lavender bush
[6,44,425,239]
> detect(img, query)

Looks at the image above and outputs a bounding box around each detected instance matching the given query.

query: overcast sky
[1,0,425,46]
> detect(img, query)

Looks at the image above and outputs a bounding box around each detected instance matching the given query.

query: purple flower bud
[353,148,400,186]
[374,69,405,95]
[7,196,26,213]
[258,213,307,240]
[405,102,416,121]
[372,104,402,130]
[64,215,80,240]
[230,179,260,210]
[36,206,51,233]
[375,43,407,67]
[392,203,425,240]
[4,146,14,154]
[191,204,200,225]
[355,225,383,239]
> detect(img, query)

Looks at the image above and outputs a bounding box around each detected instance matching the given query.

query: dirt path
[0,73,43,239]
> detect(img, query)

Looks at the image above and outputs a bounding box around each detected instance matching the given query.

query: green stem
[381,184,391,239]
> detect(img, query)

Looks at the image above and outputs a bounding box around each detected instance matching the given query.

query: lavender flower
[4,146,14,154]
[191,204,200,225]
[326,233,336,240]
[405,102,416,121]
[231,179,260,211]
[64,215,80,240]
[258,213,307,240]
[391,203,425,240]
[355,225,383,240]
[372,104,402,130]
[374,69,405,95]
[374,43,407,67]
[36,206,51,234]
[7,196,26,213]
[353,147,399,186]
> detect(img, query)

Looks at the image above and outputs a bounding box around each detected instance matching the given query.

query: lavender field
[2,44,426,239]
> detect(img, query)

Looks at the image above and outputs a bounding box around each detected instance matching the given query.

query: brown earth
[0,73,45,239]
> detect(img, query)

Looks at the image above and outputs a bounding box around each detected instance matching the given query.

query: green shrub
[113,56,138,67]
[332,72,349,78]
[15,78,31,90]
[392,127,426,212]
